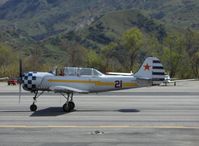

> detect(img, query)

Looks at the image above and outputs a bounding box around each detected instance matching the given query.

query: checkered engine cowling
[22,72,37,91]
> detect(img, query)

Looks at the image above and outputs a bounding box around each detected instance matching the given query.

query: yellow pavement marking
[0,125,198,129]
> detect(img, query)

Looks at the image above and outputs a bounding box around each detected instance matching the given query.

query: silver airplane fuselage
[22,72,140,93]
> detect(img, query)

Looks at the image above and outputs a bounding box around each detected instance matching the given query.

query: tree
[121,28,143,71]
[60,40,87,67]
[26,47,43,71]
[184,29,199,78]
[0,43,18,77]
[85,50,103,70]
[191,51,199,77]
[162,33,185,77]
[101,42,117,71]
[144,34,163,57]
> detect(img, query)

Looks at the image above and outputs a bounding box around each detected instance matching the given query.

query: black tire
[30,104,37,112]
[63,104,70,112]
[68,101,75,111]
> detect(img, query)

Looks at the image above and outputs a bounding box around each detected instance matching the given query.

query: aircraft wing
[49,86,89,93]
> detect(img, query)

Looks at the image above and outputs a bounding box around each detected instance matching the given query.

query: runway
[0,81,199,146]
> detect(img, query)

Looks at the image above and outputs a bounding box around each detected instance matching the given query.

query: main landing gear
[29,91,75,113]
[61,92,75,112]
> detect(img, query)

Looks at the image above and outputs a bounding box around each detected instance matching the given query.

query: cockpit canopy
[63,67,104,77]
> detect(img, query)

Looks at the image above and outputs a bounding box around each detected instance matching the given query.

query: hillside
[0,0,198,41]
[71,10,166,49]
[0,0,199,78]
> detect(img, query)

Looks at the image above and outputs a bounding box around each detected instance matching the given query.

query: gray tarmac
[0,80,199,146]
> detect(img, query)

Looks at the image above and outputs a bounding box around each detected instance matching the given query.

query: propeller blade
[18,59,23,104]
[19,83,21,104]
[19,59,22,78]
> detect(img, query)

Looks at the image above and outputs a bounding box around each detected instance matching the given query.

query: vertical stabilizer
[135,57,165,85]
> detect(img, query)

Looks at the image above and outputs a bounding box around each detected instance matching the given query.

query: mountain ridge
[0,0,198,41]
[0,0,198,78]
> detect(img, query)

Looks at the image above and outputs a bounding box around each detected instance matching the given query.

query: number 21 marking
[115,80,122,88]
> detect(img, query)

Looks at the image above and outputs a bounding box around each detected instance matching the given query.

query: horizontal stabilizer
[106,72,133,76]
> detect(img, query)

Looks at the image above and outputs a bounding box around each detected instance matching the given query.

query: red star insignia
[144,64,151,71]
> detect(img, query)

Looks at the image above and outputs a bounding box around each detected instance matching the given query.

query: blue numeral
[115,80,122,88]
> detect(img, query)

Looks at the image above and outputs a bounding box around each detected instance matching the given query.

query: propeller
[18,59,23,104]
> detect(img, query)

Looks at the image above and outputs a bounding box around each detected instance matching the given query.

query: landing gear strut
[29,91,75,112]
[30,91,44,112]
[62,92,75,112]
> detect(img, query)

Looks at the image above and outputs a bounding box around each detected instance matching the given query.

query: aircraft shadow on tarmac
[30,107,140,117]
[30,107,66,117]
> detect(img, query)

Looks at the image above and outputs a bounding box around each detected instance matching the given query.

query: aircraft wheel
[30,104,37,112]
[63,104,70,112]
[68,101,75,111]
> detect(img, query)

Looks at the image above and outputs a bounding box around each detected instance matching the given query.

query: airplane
[18,57,165,112]
[162,74,176,86]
